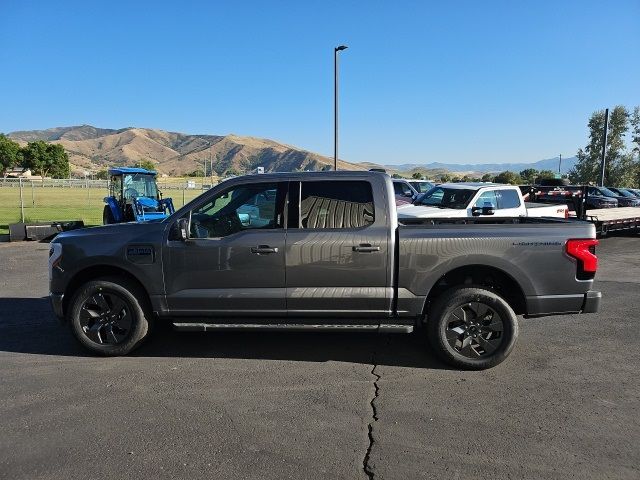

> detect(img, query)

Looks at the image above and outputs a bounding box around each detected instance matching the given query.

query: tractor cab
[103,167,175,224]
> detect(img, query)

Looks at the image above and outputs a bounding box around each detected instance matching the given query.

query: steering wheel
[124,187,139,199]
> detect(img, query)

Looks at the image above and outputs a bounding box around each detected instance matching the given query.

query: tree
[391,173,403,179]
[22,141,70,178]
[519,168,538,185]
[537,170,556,180]
[138,159,156,172]
[0,134,22,175]
[631,107,640,155]
[569,106,637,186]
[95,169,109,180]
[569,110,607,184]
[481,173,494,182]
[493,171,522,185]
[605,106,630,187]
[631,107,640,187]
[439,173,452,183]
[411,172,423,179]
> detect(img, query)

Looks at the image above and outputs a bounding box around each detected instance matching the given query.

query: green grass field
[0,186,205,235]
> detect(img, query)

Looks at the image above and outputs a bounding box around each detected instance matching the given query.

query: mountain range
[8,125,361,176]
[389,157,577,175]
[7,125,576,177]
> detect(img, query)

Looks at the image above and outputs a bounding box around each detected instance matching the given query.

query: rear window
[296,181,375,229]
[498,189,521,209]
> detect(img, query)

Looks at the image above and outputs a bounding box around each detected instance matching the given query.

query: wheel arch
[62,265,152,317]
[423,264,527,316]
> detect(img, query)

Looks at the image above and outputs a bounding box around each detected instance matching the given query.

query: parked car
[392,178,418,199]
[624,188,640,198]
[408,180,435,194]
[49,171,600,369]
[607,187,640,204]
[589,186,640,207]
[396,183,569,219]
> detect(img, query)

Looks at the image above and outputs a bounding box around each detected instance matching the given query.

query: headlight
[48,243,63,281]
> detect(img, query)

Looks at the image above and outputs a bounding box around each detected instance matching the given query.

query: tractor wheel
[103,205,116,225]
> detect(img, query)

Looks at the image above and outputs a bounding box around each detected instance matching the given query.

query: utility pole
[558,154,562,174]
[598,108,609,187]
[334,45,348,170]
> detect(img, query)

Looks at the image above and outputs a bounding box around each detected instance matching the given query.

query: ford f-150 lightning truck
[49,172,601,369]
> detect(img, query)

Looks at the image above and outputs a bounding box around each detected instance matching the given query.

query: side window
[110,176,122,198]
[189,182,284,238]
[588,187,600,196]
[474,190,498,208]
[297,181,375,229]
[497,189,521,209]
[393,182,404,195]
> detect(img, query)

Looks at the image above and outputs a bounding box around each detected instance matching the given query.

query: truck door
[285,179,391,318]
[163,181,288,316]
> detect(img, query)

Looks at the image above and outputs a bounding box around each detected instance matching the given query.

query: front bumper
[525,290,601,318]
[49,292,65,320]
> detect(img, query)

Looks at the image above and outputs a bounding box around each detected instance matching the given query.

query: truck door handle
[251,245,278,254]
[352,244,381,253]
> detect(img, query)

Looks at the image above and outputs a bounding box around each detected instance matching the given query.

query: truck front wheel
[67,277,151,356]
[427,287,518,370]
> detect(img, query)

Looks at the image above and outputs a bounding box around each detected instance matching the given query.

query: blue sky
[1,0,638,165]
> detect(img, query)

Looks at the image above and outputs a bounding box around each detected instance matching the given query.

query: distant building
[5,168,34,178]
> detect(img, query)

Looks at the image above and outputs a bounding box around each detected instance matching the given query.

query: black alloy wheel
[79,291,133,345]
[444,302,504,358]
[68,277,151,356]
[427,287,518,370]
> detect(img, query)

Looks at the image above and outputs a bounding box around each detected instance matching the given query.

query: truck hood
[53,220,167,242]
[397,204,465,218]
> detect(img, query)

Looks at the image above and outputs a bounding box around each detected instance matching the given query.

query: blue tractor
[103,167,175,224]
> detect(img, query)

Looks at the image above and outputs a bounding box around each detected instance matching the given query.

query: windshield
[598,187,619,197]
[409,181,435,193]
[415,187,476,209]
[123,173,159,200]
[612,188,636,198]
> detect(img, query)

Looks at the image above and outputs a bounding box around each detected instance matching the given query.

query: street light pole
[558,154,562,174]
[334,45,348,171]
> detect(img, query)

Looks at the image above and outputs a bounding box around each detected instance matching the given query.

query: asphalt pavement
[0,236,638,480]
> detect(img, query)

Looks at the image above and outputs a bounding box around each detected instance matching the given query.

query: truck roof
[220,170,383,182]
[438,182,508,189]
[108,167,157,176]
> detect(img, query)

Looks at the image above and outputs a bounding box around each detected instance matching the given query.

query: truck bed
[398,216,573,226]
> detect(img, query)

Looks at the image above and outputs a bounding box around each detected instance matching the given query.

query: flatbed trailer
[523,184,640,236]
[581,207,640,235]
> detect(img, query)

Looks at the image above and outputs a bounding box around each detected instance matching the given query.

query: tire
[67,276,151,356]
[427,287,518,370]
[103,205,116,225]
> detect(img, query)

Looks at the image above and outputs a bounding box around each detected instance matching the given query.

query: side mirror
[472,206,495,216]
[177,218,190,241]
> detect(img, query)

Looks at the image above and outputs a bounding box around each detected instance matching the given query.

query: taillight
[566,239,598,280]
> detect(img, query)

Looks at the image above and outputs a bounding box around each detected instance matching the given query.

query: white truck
[397,183,568,219]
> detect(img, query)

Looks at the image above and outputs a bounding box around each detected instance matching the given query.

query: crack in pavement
[362,343,382,479]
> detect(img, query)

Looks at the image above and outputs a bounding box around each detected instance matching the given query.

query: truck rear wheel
[103,205,115,225]
[67,277,151,356]
[427,287,518,370]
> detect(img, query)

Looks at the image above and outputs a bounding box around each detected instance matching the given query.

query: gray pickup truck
[49,171,601,369]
